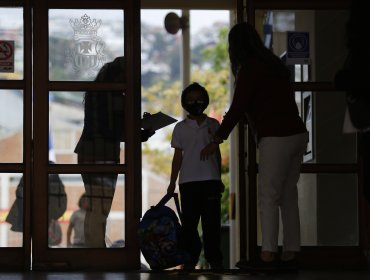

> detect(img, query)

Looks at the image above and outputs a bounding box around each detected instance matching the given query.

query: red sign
[0,40,15,72]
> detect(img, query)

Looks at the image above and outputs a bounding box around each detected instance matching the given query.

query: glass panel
[255,10,349,82]
[48,173,125,248]
[1,173,23,247]
[0,90,23,163]
[257,173,358,246]
[49,9,124,81]
[0,8,23,80]
[257,91,356,164]
[49,89,126,164]
[305,91,356,164]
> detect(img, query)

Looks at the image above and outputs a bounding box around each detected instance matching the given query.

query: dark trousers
[179,180,223,266]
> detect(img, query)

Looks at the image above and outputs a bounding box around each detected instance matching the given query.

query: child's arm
[167,148,182,194]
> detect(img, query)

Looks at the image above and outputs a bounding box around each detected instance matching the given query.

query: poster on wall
[0,40,14,73]
[286,31,311,65]
[302,91,314,162]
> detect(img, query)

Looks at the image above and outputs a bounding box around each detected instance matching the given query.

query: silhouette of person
[6,162,67,235]
[200,22,308,269]
[67,194,88,247]
[74,56,154,247]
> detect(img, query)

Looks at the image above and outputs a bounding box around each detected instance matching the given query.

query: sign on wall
[0,40,15,73]
[286,32,310,65]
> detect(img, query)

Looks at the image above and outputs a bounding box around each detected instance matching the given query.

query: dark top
[217,57,307,141]
[82,91,125,141]
[74,91,124,161]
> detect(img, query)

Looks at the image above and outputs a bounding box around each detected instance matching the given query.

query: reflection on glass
[257,173,358,246]
[2,174,23,247]
[48,171,67,247]
[67,193,88,248]
[0,8,23,80]
[74,57,126,166]
[48,174,125,248]
[307,91,355,164]
[0,90,23,163]
[49,86,126,164]
[49,9,124,81]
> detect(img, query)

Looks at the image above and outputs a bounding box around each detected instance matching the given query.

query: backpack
[48,173,67,220]
[138,193,190,270]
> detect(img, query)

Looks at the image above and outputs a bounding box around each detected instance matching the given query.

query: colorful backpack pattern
[138,193,190,270]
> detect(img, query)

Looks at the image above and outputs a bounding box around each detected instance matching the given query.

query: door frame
[31,0,142,270]
[0,0,32,270]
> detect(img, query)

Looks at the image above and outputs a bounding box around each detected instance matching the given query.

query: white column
[181,9,190,119]
[142,169,149,215]
[0,174,10,247]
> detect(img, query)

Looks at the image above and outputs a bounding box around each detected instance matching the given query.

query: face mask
[184,102,206,116]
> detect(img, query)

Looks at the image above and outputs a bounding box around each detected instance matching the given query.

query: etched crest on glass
[66,14,106,77]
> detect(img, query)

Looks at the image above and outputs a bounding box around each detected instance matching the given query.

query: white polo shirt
[171,116,221,184]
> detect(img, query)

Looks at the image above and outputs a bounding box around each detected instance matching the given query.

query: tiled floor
[0,269,370,280]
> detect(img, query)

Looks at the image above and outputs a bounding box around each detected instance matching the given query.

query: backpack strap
[157,193,184,224]
[157,193,172,207]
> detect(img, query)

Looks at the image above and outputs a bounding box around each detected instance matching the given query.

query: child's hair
[181,82,209,108]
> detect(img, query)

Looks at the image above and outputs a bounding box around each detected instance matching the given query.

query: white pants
[258,132,308,252]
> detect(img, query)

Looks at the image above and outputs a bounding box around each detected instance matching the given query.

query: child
[67,194,88,247]
[167,82,224,270]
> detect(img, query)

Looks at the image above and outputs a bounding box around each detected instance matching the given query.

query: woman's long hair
[228,22,290,78]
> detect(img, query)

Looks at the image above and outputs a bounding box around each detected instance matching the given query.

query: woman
[200,22,308,269]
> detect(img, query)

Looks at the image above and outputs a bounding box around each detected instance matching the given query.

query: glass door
[239,0,368,268]
[0,1,32,270]
[0,0,142,270]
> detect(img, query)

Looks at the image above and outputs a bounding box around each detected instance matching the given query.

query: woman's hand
[200,142,219,161]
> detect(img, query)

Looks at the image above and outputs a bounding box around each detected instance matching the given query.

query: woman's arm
[201,67,253,160]
[217,66,252,140]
